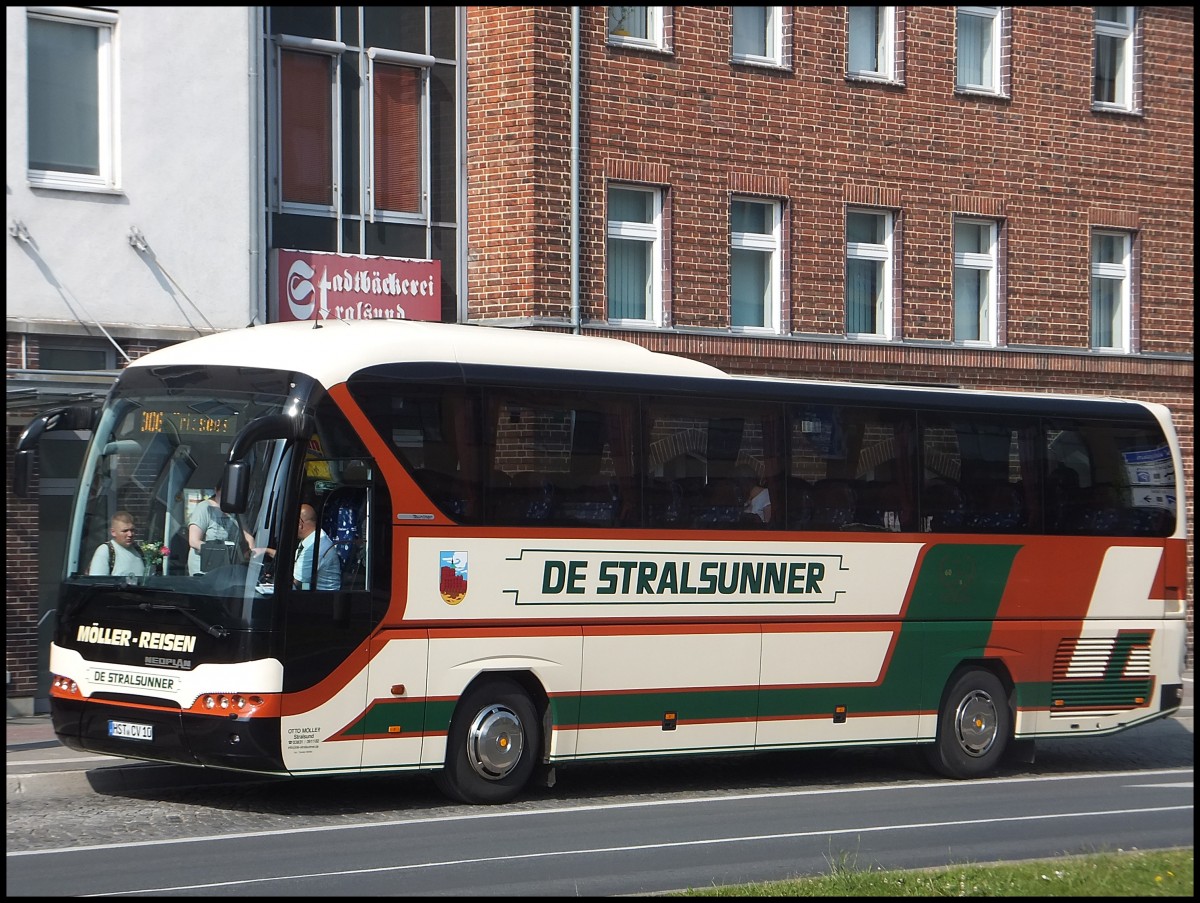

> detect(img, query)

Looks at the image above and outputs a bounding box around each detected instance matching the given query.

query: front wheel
[925,668,1011,779]
[434,678,540,804]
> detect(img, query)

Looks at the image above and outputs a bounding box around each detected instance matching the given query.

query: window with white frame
[278,45,338,209]
[1093,7,1135,110]
[730,198,782,331]
[953,218,998,344]
[26,8,118,191]
[845,209,894,338]
[1090,230,1132,351]
[847,6,894,80]
[607,185,663,325]
[732,7,783,67]
[956,6,1002,93]
[368,52,428,216]
[607,6,664,48]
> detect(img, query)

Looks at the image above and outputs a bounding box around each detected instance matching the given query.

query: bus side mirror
[221,412,315,514]
[223,462,251,513]
[12,450,33,498]
[13,403,100,498]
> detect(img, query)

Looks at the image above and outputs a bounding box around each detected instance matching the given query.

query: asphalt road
[6,672,1193,895]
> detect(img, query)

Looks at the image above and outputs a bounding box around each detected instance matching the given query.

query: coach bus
[15,320,1188,803]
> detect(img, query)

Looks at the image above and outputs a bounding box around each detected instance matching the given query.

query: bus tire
[434,678,539,804]
[925,668,1010,779]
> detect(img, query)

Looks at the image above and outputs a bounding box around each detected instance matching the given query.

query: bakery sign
[274,249,441,323]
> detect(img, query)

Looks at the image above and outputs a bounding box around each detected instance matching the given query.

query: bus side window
[1047,421,1175,538]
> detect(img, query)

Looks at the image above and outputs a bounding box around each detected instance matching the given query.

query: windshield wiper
[137,603,230,638]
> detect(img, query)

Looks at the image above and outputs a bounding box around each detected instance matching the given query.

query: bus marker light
[662,712,677,731]
[391,684,406,696]
[834,705,847,724]
[388,725,402,734]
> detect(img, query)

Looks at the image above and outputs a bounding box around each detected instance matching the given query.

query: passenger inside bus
[187,479,254,575]
[736,465,772,524]
[294,503,341,591]
[87,510,146,578]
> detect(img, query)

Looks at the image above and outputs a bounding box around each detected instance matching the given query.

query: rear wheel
[434,678,539,804]
[925,668,1010,779]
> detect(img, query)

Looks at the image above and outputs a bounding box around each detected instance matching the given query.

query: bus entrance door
[278,584,376,774]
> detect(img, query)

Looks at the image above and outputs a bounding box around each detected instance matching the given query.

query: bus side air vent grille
[1050,636,1154,712]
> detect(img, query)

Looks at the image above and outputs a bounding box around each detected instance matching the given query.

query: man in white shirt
[293,503,341,591]
[88,511,146,578]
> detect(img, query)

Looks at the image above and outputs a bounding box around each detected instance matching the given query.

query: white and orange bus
[17,319,1188,803]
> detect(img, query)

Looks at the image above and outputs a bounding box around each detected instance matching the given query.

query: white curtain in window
[733,6,768,57]
[848,6,881,74]
[846,259,881,334]
[608,6,648,39]
[28,18,100,174]
[1093,8,1132,106]
[954,221,994,342]
[1090,277,1121,348]
[1094,34,1125,104]
[956,10,993,88]
[608,238,651,320]
[732,248,769,327]
[954,268,985,341]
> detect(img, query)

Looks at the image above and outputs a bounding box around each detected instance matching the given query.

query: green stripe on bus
[345,544,1027,737]
[564,544,1022,729]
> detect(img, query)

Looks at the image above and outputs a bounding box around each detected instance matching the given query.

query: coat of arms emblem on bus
[439,551,468,605]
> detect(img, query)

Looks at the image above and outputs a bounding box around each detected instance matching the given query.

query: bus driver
[294,503,341,591]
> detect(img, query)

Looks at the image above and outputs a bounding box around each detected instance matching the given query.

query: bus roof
[126,319,727,384]
[125,319,1169,423]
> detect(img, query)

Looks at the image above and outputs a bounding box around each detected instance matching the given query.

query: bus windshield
[63,365,307,632]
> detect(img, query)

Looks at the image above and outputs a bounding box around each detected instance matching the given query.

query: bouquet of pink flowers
[140,541,171,568]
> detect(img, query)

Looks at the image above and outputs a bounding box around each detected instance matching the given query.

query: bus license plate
[108,720,153,741]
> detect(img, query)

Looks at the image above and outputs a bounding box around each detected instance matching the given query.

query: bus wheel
[434,679,539,804]
[925,669,1010,779]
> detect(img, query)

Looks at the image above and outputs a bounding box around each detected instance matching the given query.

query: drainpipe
[570,7,581,334]
[247,7,265,325]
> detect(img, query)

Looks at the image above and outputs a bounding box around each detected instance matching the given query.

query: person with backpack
[186,480,254,575]
[87,511,146,578]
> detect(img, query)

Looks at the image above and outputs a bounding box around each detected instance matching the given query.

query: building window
[845,208,894,338]
[732,7,783,67]
[956,6,1002,94]
[953,218,999,345]
[1093,6,1136,111]
[1090,230,1132,351]
[369,56,426,216]
[278,47,337,208]
[730,197,782,332]
[39,339,116,372]
[607,185,663,326]
[607,7,665,49]
[267,6,460,276]
[847,6,895,80]
[26,8,118,192]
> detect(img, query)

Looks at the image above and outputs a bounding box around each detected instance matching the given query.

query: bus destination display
[139,409,237,436]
